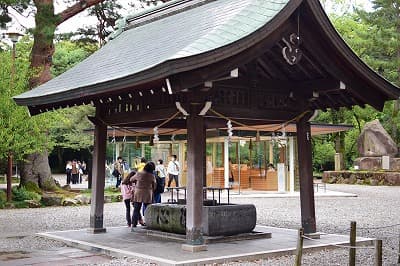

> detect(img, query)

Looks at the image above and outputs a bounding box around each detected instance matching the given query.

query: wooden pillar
[289,137,295,193]
[185,104,206,247]
[89,112,107,234]
[223,137,229,188]
[296,116,316,234]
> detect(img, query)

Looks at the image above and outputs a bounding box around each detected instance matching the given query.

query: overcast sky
[5,0,373,35]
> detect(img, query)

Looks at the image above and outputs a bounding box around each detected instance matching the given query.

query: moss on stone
[24,181,42,194]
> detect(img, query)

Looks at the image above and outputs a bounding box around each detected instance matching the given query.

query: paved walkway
[38,225,372,266]
[0,248,111,266]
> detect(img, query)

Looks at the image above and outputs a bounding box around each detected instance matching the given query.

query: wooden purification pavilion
[15,0,400,248]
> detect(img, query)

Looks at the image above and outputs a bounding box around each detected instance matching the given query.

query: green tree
[2,0,109,188]
[2,0,172,188]
[0,39,50,181]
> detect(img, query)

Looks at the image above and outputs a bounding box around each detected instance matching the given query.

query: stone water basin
[145,203,256,236]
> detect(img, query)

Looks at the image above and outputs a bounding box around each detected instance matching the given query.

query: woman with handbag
[130,162,156,227]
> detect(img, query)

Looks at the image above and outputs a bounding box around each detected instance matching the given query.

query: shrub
[12,186,41,202]
[0,190,6,208]
[105,186,119,193]
[80,189,92,194]
[13,201,28,208]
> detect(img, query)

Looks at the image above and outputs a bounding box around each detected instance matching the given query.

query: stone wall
[354,157,400,171]
[323,171,400,186]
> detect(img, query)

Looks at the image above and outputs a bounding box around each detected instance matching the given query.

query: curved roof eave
[14,0,302,108]
[305,0,400,99]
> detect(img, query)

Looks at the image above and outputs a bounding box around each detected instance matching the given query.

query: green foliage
[0,37,51,161]
[312,138,335,171]
[12,186,41,202]
[105,186,120,193]
[51,41,97,77]
[46,41,96,154]
[0,190,6,208]
[13,201,28,208]
[311,3,400,169]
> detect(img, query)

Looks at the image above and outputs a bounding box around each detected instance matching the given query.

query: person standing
[78,161,83,184]
[71,159,79,184]
[130,162,156,227]
[228,158,235,188]
[136,157,147,172]
[167,155,180,187]
[65,161,72,185]
[113,156,124,188]
[154,159,167,203]
[121,173,135,227]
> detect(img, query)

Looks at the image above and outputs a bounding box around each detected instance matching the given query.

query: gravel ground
[1,184,399,265]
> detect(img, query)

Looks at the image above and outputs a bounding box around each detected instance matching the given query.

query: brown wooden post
[296,115,316,234]
[295,228,304,266]
[6,153,13,202]
[89,109,107,234]
[349,221,356,266]
[183,103,207,251]
[374,239,382,266]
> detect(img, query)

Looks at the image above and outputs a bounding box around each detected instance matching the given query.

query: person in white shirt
[154,159,167,203]
[167,155,180,187]
[155,159,167,178]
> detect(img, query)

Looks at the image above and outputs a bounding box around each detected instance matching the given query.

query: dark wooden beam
[210,106,303,122]
[296,113,316,234]
[102,108,181,126]
[89,108,107,233]
[216,76,340,96]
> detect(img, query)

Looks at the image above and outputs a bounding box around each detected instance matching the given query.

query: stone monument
[354,119,399,170]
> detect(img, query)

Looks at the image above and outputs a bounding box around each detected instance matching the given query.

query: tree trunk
[20,0,106,189]
[19,0,57,189]
[20,151,54,189]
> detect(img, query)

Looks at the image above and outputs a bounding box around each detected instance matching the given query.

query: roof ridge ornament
[282,33,302,65]
[282,11,302,65]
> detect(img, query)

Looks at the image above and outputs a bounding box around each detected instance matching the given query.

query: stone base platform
[37,226,373,266]
[132,227,271,244]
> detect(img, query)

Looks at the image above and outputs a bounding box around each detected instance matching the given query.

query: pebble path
[0,184,399,265]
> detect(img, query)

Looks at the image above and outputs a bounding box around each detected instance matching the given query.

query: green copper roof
[15,0,290,104]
